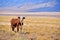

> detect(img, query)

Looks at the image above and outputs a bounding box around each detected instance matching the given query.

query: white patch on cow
[20,16,23,21]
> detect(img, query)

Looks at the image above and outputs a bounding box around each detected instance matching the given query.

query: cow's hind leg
[17,25,19,32]
[12,27,15,31]
[11,24,15,32]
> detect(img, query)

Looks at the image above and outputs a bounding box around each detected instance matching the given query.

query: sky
[0,0,60,12]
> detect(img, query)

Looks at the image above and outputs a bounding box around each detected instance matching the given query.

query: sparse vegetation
[0,16,60,40]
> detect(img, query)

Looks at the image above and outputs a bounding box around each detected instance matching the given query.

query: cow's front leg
[20,23,23,30]
[20,26,22,31]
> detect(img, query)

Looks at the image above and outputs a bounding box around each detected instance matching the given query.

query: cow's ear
[18,17,20,19]
[23,17,25,19]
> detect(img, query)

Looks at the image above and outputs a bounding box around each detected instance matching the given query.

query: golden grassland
[0,16,60,40]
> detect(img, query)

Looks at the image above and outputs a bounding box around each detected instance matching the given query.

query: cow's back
[11,18,20,25]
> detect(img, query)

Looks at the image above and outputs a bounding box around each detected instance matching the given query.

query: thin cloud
[18,1,57,11]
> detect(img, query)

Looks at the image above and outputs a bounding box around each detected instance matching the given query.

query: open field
[0,16,60,40]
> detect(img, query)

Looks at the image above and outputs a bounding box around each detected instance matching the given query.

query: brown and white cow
[11,17,25,32]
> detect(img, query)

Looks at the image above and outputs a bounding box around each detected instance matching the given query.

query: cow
[11,17,25,32]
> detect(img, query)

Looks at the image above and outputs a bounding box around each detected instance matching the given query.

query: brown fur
[11,18,21,32]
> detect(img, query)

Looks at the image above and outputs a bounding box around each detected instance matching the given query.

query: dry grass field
[0,16,60,40]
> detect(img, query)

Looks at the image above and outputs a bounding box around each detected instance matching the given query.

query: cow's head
[18,16,25,22]
[18,16,25,25]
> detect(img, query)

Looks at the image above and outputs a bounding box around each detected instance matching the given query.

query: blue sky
[0,0,60,12]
